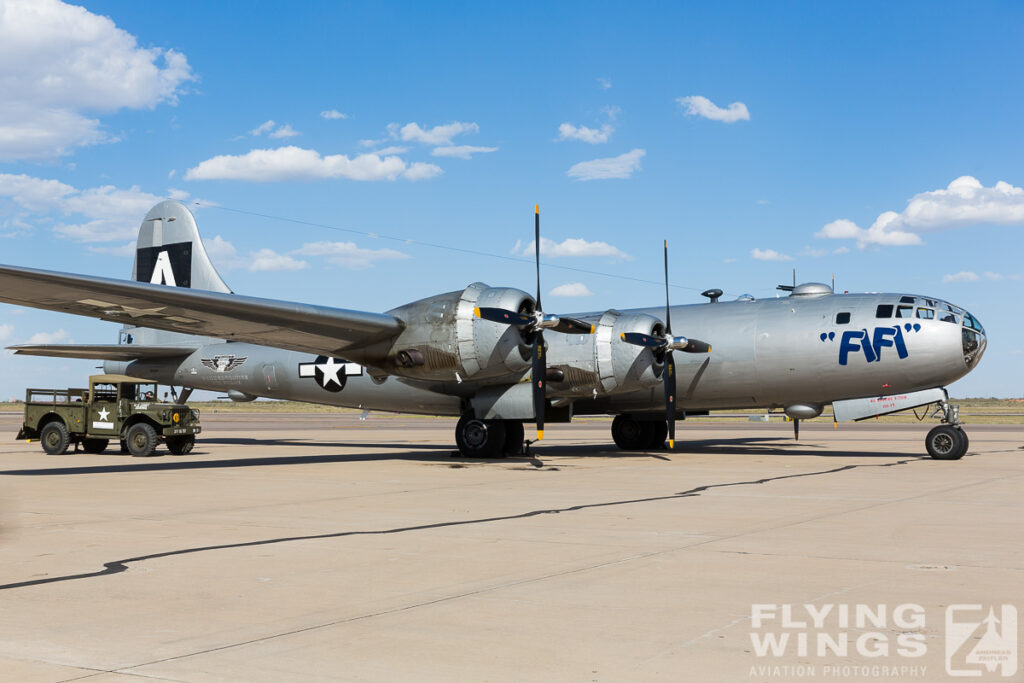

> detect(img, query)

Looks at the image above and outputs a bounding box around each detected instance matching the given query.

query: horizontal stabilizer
[7,344,198,361]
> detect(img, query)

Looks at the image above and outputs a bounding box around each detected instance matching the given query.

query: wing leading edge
[0,264,405,357]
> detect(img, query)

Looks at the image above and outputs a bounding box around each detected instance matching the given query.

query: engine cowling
[382,283,534,381]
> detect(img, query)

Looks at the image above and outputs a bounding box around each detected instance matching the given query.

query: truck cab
[18,374,201,457]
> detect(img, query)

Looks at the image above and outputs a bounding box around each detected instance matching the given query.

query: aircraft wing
[0,264,405,357]
[7,344,200,361]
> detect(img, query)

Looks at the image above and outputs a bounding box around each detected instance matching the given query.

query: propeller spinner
[619,240,712,449]
[474,205,595,440]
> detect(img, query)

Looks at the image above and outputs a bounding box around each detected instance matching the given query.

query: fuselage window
[835,312,851,324]
[896,305,913,318]
[939,312,959,324]
[875,304,893,318]
[916,308,935,319]
[899,296,916,304]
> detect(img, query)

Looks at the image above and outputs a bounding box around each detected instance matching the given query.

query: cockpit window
[835,312,850,324]
[896,305,913,318]
[875,304,893,318]
[899,296,916,304]
[924,298,937,307]
[963,312,984,333]
[916,308,934,320]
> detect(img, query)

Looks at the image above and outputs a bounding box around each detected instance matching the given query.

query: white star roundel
[298,356,362,392]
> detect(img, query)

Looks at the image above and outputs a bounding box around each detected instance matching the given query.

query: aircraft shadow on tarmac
[0,436,918,476]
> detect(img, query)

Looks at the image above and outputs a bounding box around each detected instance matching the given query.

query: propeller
[474,205,595,440]
[619,240,712,449]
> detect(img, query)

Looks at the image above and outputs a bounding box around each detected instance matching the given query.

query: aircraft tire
[40,421,70,455]
[647,420,669,449]
[502,420,525,455]
[167,435,195,455]
[611,415,655,450]
[455,414,507,459]
[82,438,109,454]
[926,425,967,460]
[126,423,159,457]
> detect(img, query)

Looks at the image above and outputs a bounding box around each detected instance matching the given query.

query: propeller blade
[534,205,542,314]
[665,350,676,449]
[551,317,595,335]
[475,307,534,326]
[619,332,665,348]
[664,240,672,336]
[680,338,712,353]
[533,332,546,440]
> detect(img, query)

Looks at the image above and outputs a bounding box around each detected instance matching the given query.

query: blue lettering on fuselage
[829,324,918,366]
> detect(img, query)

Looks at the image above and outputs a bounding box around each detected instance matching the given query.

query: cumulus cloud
[249,248,307,272]
[558,122,614,144]
[431,145,498,159]
[942,271,980,283]
[0,0,194,160]
[27,329,70,344]
[184,146,431,182]
[390,121,479,145]
[676,96,750,123]
[249,120,299,138]
[0,173,163,242]
[816,176,1024,248]
[567,148,645,181]
[751,248,793,261]
[0,324,12,342]
[294,241,410,269]
[549,282,594,297]
[403,162,444,181]
[320,110,348,120]
[520,237,632,260]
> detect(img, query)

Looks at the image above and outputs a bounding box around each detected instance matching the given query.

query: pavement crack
[0,456,925,592]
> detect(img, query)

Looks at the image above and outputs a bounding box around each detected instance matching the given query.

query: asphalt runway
[0,412,1021,682]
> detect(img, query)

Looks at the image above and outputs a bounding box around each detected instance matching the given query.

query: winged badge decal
[201,354,248,373]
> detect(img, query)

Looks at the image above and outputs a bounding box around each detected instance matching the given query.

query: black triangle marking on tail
[136,242,192,288]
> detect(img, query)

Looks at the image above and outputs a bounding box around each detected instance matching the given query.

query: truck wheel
[41,421,70,455]
[167,435,195,455]
[82,438,109,454]
[126,423,158,457]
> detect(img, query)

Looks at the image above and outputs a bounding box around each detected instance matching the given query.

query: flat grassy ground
[2,398,1022,424]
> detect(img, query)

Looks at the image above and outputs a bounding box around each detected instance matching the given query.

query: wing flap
[0,264,405,356]
[7,344,198,361]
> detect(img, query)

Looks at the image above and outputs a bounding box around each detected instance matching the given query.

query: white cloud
[373,146,409,156]
[268,123,299,139]
[185,146,418,182]
[391,121,479,145]
[942,271,980,283]
[549,282,593,297]
[817,177,1024,248]
[833,246,850,254]
[801,246,828,258]
[0,324,12,342]
[250,120,299,139]
[558,122,614,144]
[27,329,70,345]
[521,237,632,260]
[0,173,163,242]
[294,241,410,269]
[676,96,750,123]
[597,77,612,90]
[167,187,189,200]
[403,162,443,181]
[567,148,645,181]
[0,0,193,160]
[431,145,498,159]
[320,110,348,120]
[751,248,793,261]
[87,241,135,257]
[250,120,276,136]
[249,248,307,272]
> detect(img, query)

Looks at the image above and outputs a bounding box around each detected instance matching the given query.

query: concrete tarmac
[0,412,1021,682]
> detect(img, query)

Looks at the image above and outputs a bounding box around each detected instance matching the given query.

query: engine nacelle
[545,310,665,397]
[382,283,534,381]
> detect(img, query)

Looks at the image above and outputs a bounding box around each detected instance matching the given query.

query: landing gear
[502,420,525,456]
[924,396,968,460]
[611,415,667,450]
[455,414,507,458]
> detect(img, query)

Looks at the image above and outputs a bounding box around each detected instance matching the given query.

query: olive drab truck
[18,374,201,457]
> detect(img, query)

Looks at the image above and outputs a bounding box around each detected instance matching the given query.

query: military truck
[18,374,201,457]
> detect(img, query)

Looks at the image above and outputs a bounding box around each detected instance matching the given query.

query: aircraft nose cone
[962,310,986,369]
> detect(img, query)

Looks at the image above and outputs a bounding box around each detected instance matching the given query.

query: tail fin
[122,200,230,346]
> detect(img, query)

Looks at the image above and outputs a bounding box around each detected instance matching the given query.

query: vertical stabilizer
[122,200,231,346]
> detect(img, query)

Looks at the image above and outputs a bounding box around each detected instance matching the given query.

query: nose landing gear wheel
[926,425,967,460]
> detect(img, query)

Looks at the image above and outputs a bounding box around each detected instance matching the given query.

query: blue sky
[1,0,1022,399]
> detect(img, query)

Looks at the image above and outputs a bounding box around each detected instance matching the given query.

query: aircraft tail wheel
[926,425,967,460]
[455,414,507,459]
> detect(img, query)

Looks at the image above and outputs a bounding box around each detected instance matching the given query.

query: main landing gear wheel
[925,425,968,460]
[648,420,668,449]
[502,420,525,456]
[40,421,70,455]
[455,414,507,459]
[126,423,159,457]
[611,415,656,450]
